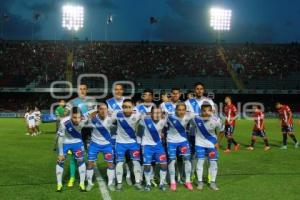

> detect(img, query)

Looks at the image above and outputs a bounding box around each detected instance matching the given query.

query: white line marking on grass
[94,167,112,200]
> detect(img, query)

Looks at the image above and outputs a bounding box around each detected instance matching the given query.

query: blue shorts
[225,125,235,136]
[88,142,114,162]
[195,145,218,161]
[115,142,140,162]
[63,142,85,160]
[252,130,266,137]
[281,125,293,133]
[167,141,190,160]
[142,144,167,165]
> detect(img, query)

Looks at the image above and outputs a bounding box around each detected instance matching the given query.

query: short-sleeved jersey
[135,103,155,114]
[166,112,194,143]
[26,113,36,123]
[277,105,293,126]
[34,110,41,122]
[66,96,96,118]
[106,97,125,113]
[192,115,224,148]
[224,104,237,126]
[185,96,216,115]
[89,115,114,145]
[57,117,85,144]
[160,101,180,115]
[253,110,265,131]
[112,111,142,144]
[140,117,167,146]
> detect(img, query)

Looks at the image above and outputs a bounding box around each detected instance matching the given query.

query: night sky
[1,0,300,43]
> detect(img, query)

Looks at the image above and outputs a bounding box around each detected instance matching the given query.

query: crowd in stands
[0,40,300,87]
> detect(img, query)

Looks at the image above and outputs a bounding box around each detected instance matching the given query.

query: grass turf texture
[0,118,300,200]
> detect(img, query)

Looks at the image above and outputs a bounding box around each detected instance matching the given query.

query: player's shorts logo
[208,151,216,158]
[75,150,83,157]
[180,146,188,154]
[132,150,140,158]
[105,153,113,160]
[159,154,167,161]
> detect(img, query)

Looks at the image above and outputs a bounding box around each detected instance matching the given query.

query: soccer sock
[168,160,176,184]
[132,160,142,184]
[107,168,115,185]
[209,160,218,183]
[144,166,151,185]
[184,159,192,183]
[283,134,288,145]
[191,155,197,178]
[77,161,86,185]
[227,138,232,149]
[116,162,124,184]
[250,139,256,147]
[159,168,167,185]
[289,134,298,143]
[69,155,76,179]
[125,163,131,178]
[150,165,154,180]
[264,138,269,146]
[86,167,94,185]
[232,138,238,145]
[196,159,204,182]
[56,160,64,185]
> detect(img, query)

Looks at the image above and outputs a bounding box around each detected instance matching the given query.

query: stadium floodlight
[62,4,84,31]
[210,7,232,31]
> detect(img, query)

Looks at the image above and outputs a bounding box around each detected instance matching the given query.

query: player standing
[34,106,41,134]
[86,103,116,191]
[166,103,193,191]
[113,99,143,191]
[275,102,298,149]
[26,107,37,136]
[193,103,224,191]
[106,83,133,186]
[247,105,270,151]
[65,83,96,187]
[140,107,168,191]
[160,87,181,114]
[55,107,87,192]
[223,96,240,152]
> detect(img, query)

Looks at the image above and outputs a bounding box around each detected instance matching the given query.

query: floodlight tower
[61,4,84,84]
[210,7,232,43]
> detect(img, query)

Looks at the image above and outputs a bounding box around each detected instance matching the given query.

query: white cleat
[295,142,299,149]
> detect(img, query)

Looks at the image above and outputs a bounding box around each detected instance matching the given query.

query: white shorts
[28,121,36,129]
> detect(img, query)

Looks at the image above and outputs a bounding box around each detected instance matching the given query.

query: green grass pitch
[0,118,300,200]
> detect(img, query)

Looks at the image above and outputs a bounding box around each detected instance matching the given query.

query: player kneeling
[140,107,168,191]
[193,103,224,191]
[86,103,116,192]
[55,107,87,192]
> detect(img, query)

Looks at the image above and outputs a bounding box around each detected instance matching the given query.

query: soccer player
[26,107,37,136]
[185,82,216,181]
[55,100,66,132]
[24,107,30,135]
[135,89,155,114]
[112,99,143,191]
[140,107,168,191]
[247,105,270,151]
[55,107,87,192]
[106,83,133,186]
[275,102,298,149]
[193,103,223,191]
[223,96,240,152]
[166,103,193,191]
[65,83,96,187]
[160,87,181,114]
[34,106,41,134]
[86,103,116,191]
